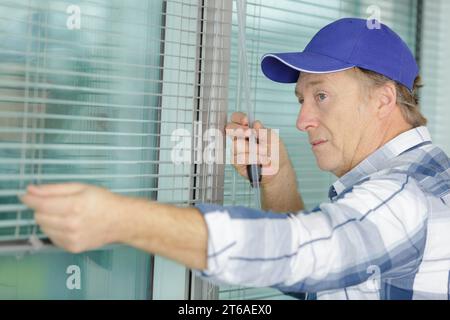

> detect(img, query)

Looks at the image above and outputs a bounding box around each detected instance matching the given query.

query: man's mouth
[311,139,328,148]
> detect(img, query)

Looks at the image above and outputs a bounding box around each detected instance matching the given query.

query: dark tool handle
[247,164,262,188]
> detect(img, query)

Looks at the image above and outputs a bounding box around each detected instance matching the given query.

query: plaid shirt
[195,126,450,300]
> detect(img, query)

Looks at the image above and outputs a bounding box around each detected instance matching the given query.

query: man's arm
[20,173,428,292]
[20,184,208,270]
[260,161,305,212]
[195,174,428,291]
[120,200,208,270]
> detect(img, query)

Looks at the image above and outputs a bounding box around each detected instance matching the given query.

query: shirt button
[328,186,337,199]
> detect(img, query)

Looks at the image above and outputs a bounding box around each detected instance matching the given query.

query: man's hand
[20,183,125,253]
[225,112,304,212]
[19,183,208,269]
[225,112,292,186]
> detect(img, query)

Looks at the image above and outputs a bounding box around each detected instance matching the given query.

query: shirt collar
[329,126,432,200]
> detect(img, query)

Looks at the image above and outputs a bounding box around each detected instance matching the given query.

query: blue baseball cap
[261,18,419,91]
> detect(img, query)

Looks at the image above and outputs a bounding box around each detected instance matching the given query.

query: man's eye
[298,99,304,105]
[317,93,327,102]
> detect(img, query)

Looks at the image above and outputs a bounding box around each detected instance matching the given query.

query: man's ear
[376,82,397,119]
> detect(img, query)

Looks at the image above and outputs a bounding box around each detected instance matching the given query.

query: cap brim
[261,51,355,83]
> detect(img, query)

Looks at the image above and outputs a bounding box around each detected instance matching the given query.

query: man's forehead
[295,74,329,96]
[294,71,350,96]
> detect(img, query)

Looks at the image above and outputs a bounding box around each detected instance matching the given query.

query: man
[20,18,450,299]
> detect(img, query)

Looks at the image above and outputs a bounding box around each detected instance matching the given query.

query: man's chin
[315,157,338,174]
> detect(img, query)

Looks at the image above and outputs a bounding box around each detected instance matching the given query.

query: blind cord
[236,0,262,209]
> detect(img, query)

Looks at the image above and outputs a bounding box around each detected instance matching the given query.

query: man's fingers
[38,225,72,249]
[20,193,75,216]
[253,120,264,130]
[34,212,66,230]
[256,126,275,145]
[226,124,251,138]
[225,123,247,134]
[230,112,248,125]
[226,118,266,140]
[26,183,86,197]
[233,153,271,166]
[233,135,249,156]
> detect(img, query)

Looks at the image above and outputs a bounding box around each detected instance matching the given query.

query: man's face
[295,69,376,177]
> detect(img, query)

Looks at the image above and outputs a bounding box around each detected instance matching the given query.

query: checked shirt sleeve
[193,173,429,293]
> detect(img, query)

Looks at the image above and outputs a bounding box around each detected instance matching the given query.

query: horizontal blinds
[0,0,172,300]
[0,0,230,247]
[420,0,450,154]
[156,0,229,209]
[221,0,418,300]
[0,0,165,244]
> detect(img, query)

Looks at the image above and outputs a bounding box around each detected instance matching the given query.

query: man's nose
[296,102,319,132]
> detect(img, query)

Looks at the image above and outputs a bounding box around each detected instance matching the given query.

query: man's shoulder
[328,171,429,227]
[359,144,450,205]
[386,142,449,175]
[372,142,450,199]
[348,171,425,203]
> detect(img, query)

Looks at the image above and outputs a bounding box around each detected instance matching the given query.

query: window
[0,0,230,299]
[0,0,165,299]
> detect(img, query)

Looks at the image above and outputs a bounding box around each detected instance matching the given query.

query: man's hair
[355,67,427,127]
